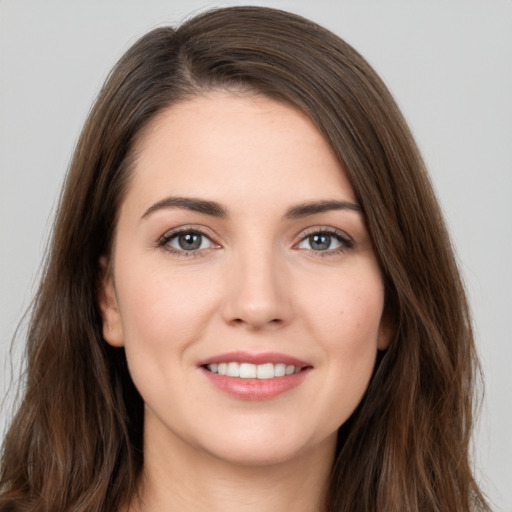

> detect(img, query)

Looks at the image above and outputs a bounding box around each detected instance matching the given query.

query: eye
[160,230,216,253]
[295,230,353,253]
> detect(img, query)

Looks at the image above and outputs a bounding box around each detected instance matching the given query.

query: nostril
[229,317,284,330]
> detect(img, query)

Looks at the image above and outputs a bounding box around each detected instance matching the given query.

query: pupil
[310,234,330,250]
[179,233,201,250]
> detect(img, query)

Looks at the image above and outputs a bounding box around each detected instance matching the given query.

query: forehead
[124,92,356,216]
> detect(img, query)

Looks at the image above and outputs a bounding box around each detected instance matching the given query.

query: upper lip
[197,351,311,368]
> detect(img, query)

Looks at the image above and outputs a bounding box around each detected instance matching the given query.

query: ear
[98,257,124,347]
[377,311,395,351]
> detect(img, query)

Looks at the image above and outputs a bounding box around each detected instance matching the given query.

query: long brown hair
[0,6,489,511]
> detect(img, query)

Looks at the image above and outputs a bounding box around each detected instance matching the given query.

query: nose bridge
[223,236,291,329]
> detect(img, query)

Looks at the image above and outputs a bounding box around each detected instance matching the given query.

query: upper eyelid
[161,225,218,240]
[295,226,353,242]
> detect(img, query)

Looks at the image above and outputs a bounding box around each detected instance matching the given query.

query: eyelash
[296,227,354,257]
[157,227,215,258]
[157,226,354,258]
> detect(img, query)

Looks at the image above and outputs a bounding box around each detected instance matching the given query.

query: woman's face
[100,92,391,467]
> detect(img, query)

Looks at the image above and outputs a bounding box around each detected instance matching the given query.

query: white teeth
[256,363,274,379]
[274,363,286,377]
[239,362,257,378]
[226,362,239,377]
[206,362,302,379]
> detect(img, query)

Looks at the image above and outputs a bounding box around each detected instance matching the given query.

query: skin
[99,92,392,512]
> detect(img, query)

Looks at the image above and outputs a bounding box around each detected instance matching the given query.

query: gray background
[1,0,511,509]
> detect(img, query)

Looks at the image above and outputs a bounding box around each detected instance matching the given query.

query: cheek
[113,266,222,410]
[312,277,384,423]
[305,268,385,348]
[115,264,219,357]
[300,265,385,398]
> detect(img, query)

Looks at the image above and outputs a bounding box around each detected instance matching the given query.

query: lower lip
[201,367,311,401]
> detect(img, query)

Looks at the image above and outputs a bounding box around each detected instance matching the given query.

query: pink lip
[198,351,312,401]
[198,351,310,368]
[201,367,311,401]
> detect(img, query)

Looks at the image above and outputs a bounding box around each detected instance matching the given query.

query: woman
[0,6,490,512]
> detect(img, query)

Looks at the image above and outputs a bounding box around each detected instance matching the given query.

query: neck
[127,416,335,512]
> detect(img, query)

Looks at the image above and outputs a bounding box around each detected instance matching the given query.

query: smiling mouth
[205,362,303,379]
[201,354,311,400]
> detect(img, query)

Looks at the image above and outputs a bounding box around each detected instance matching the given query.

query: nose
[221,245,293,331]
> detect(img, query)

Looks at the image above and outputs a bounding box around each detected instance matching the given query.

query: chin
[192,421,337,468]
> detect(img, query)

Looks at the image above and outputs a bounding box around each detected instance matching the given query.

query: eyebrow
[141,197,228,219]
[284,200,362,219]
[141,196,362,220]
